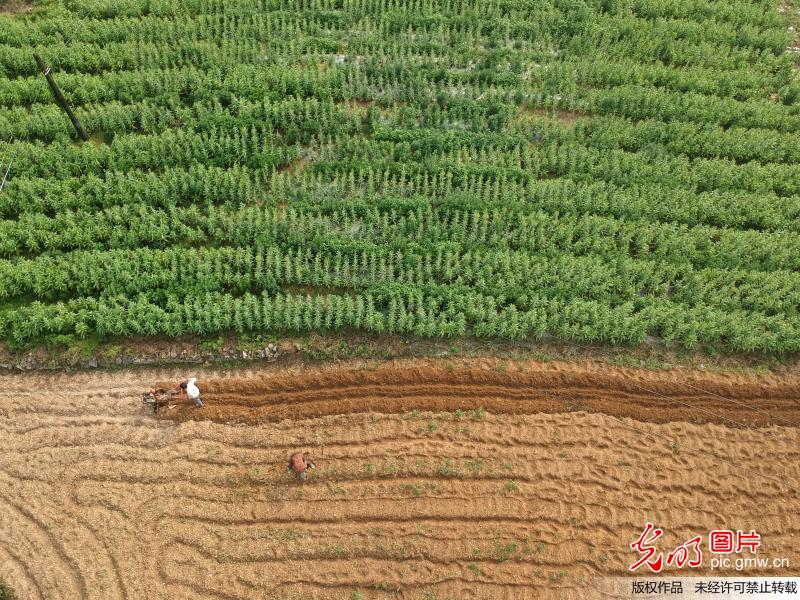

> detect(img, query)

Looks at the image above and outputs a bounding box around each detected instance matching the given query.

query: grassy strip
[0,579,15,600]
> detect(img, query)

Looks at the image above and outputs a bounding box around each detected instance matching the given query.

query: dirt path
[0,359,798,599]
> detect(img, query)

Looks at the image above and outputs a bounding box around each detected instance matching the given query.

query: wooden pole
[0,136,12,194]
[0,160,11,194]
[33,52,89,142]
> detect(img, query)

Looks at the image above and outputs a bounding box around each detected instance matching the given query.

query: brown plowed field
[163,361,800,427]
[0,359,798,600]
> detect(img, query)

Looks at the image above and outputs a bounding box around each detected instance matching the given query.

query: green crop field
[0,0,798,353]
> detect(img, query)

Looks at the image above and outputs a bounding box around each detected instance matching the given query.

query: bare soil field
[0,359,798,600]
[0,0,32,15]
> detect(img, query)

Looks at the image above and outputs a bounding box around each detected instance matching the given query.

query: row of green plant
[0,40,786,106]
[0,165,259,216]
[2,245,797,316]
[562,115,800,165]
[6,0,786,53]
[364,128,800,196]
[2,202,799,272]
[2,289,797,352]
[0,87,378,139]
[32,0,791,30]
[6,163,797,235]
[1,56,795,129]
[270,167,800,233]
[5,118,799,205]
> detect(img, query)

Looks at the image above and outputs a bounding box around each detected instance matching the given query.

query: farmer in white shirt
[179,377,203,408]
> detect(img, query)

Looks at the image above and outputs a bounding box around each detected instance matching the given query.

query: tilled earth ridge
[161,361,800,427]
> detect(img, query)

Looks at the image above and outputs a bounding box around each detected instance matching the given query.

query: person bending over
[287,451,316,481]
[179,377,203,408]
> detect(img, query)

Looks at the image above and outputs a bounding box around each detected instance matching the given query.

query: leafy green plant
[465,458,485,472]
[0,580,14,600]
[417,420,437,435]
[436,460,454,477]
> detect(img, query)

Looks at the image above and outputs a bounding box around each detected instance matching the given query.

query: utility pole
[0,136,12,194]
[0,159,12,194]
[33,52,89,142]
